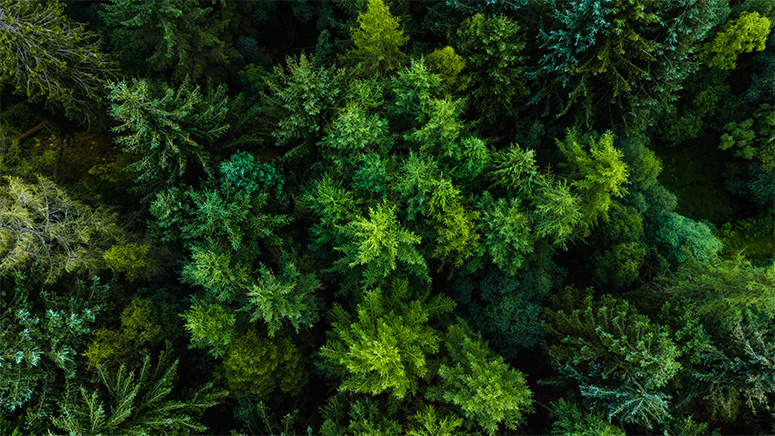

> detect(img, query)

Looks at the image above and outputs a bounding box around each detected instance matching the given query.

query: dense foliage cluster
[1,0,773,434]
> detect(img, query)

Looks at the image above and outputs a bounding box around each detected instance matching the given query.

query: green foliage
[101,0,229,82]
[657,256,775,333]
[0,280,100,412]
[454,266,557,359]
[120,297,162,346]
[556,130,629,236]
[320,281,454,399]
[695,323,775,422]
[427,179,480,267]
[549,399,625,436]
[425,47,470,93]
[108,79,230,196]
[701,11,771,70]
[719,104,775,174]
[0,0,117,127]
[456,14,526,129]
[102,242,158,281]
[247,261,321,336]
[347,0,408,72]
[491,143,540,195]
[530,176,584,248]
[652,213,722,265]
[389,59,443,128]
[535,0,727,131]
[476,192,532,275]
[406,405,464,436]
[426,320,533,435]
[320,393,402,436]
[223,330,307,399]
[263,54,345,147]
[53,346,226,435]
[182,299,235,358]
[333,201,428,285]
[544,288,681,428]
[0,176,123,284]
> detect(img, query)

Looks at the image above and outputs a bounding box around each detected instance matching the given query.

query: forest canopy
[0,0,774,434]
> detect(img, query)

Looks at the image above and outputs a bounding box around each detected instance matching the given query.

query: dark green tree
[544,288,681,429]
[534,0,728,131]
[53,346,225,435]
[108,79,230,196]
[456,14,527,130]
[101,0,229,82]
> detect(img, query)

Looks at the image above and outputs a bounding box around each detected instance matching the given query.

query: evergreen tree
[108,79,230,197]
[346,0,408,72]
[556,130,629,236]
[320,280,454,399]
[101,0,229,82]
[534,0,729,131]
[333,201,429,286]
[53,346,225,435]
[456,14,527,130]
[0,176,123,284]
[544,288,681,429]
[426,320,533,435]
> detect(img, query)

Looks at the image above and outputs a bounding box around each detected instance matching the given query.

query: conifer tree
[320,280,454,399]
[53,346,225,435]
[346,0,408,72]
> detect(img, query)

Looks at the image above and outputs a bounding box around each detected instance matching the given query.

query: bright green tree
[333,201,429,285]
[701,11,771,70]
[182,299,236,358]
[0,0,117,127]
[557,130,629,236]
[320,280,454,399]
[426,320,533,435]
[223,330,307,399]
[346,0,408,72]
[108,79,230,196]
[425,47,470,93]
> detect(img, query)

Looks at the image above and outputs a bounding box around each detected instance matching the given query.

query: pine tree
[456,14,527,130]
[53,346,225,435]
[320,280,454,399]
[426,320,533,435]
[346,0,408,72]
[0,176,123,284]
[333,201,429,286]
[544,288,680,429]
[101,0,229,82]
[556,130,629,236]
[108,79,230,197]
